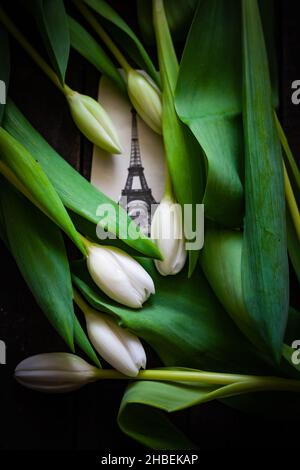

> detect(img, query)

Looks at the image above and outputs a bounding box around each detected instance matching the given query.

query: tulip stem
[274,113,300,242]
[73,0,132,75]
[73,288,91,317]
[94,368,300,393]
[163,164,173,199]
[0,6,68,94]
[78,233,94,252]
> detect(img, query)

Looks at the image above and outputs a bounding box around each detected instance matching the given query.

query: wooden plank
[280,0,300,310]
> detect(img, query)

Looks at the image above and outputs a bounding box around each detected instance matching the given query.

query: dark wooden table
[0,0,300,451]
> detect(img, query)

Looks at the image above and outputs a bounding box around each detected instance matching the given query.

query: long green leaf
[0,26,9,124]
[118,377,237,449]
[241,0,289,361]
[72,258,270,375]
[201,227,300,365]
[0,124,86,256]
[0,179,75,350]
[153,0,204,275]
[81,0,159,85]
[119,301,300,450]
[176,0,243,227]
[3,100,161,260]
[118,377,200,449]
[259,0,279,108]
[68,15,126,94]
[29,0,70,84]
[200,228,266,353]
[137,0,198,45]
[275,118,300,283]
[70,239,293,375]
[119,364,300,449]
[0,181,99,365]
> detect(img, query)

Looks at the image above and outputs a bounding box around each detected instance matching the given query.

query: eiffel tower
[119,109,156,235]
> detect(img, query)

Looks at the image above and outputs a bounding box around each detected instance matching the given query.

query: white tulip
[86,245,155,308]
[127,69,162,134]
[65,89,122,154]
[151,195,187,275]
[14,353,99,393]
[84,308,146,377]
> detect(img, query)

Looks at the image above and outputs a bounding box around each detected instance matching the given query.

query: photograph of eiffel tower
[119,109,157,236]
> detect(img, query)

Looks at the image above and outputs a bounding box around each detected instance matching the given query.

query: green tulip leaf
[72,257,269,375]
[119,357,300,449]
[200,227,267,353]
[137,0,198,45]
[0,123,86,256]
[80,0,159,85]
[118,376,202,450]
[118,305,300,449]
[3,99,161,260]
[153,0,204,276]
[275,114,300,204]
[0,180,100,364]
[175,0,244,227]
[0,179,75,350]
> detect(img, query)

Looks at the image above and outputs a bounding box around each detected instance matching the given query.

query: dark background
[0,0,300,451]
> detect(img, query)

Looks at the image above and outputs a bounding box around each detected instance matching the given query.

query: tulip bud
[14,353,99,393]
[86,244,155,308]
[84,307,146,377]
[65,89,122,154]
[127,69,162,134]
[151,195,187,275]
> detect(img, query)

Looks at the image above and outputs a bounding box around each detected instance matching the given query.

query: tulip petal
[151,196,187,275]
[83,93,122,150]
[14,353,99,393]
[105,316,147,370]
[127,70,162,134]
[15,352,94,373]
[109,247,155,296]
[87,246,142,308]
[86,311,139,376]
